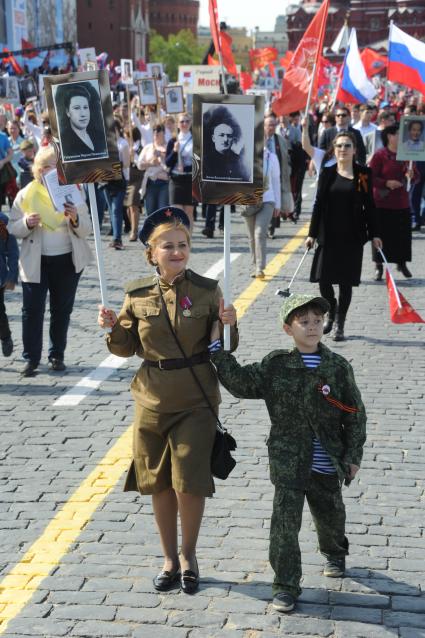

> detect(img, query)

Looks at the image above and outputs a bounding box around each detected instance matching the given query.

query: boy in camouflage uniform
[210,293,366,612]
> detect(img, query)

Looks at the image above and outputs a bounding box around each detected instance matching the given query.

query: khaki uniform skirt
[123,403,217,497]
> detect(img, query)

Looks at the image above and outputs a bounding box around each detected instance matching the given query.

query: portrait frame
[138,77,158,106]
[79,47,97,68]
[397,115,425,162]
[19,77,38,102]
[147,63,164,80]
[164,85,184,114]
[6,76,20,102]
[43,70,120,184]
[120,58,134,85]
[192,93,264,205]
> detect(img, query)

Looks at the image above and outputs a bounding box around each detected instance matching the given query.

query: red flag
[21,38,38,59]
[268,63,276,78]
[220,30,237,76]
[272,0,330,116]
[360,48,387,78]
[249,47,278,70]
[240,71,253,91]
[207,54,219,66]
[208,0,221,59]
[2,48,24,75]
[279,50,294,70]
[385,269,424,324]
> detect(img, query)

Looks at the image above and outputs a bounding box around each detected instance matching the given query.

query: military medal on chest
[180,295,193,317]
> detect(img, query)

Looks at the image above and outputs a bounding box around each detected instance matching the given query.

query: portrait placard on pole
[192,94,264,206]
[43,70,121,184]
[396,115,425,162]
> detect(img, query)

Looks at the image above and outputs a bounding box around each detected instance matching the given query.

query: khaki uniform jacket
[8,183,93,283]
[212,342,366,488]
[107,269,238,413]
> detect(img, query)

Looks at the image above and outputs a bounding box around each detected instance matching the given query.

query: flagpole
[378,247,402,308]
[88,182,111,327]
[406,160,413,192]
[304,0,330,116]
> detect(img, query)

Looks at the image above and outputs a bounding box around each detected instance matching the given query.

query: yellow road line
[0,223,308,633]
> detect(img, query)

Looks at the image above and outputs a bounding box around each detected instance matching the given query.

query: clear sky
[197,0,296,32]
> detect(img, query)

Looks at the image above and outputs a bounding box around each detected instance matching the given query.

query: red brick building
[287,0,425,53]
[76,0,149,63]
[149,0,199,39]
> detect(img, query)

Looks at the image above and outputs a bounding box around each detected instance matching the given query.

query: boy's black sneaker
[272,592,295,612]
[323,558,345,578]
[1,336,13,357]
[21,361,38,377]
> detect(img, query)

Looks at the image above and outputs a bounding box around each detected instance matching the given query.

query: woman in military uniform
[98,206,237,594]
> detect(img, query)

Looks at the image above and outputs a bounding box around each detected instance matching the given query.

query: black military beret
[139,206,191,245]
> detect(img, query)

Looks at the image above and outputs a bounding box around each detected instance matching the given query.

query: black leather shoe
[21,361,38,377]
[201,227,214,238]
[397,263,412,278]
[181,569,199,594]
[153,569,180,592]
[48,358,66,372]
[1,336,13,357]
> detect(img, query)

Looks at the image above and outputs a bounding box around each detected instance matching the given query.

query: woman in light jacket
[8,145,92,377]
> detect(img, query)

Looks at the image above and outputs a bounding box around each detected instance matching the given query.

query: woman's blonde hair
[32,145,57,182]
[145,219,191,266]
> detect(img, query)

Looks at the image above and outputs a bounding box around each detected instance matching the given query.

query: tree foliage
[149,29,205,81]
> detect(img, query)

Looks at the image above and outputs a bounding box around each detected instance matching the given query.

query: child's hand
[218,298,237,326]
[98,305,117,329]
[210,320,220,343]
[347,464,359,480]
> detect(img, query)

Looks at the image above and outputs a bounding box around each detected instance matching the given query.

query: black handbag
[157,283,237,480]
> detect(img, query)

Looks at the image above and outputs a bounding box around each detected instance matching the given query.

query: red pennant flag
[249,47,278,71]
[385,269,424,324]
[208,0,221,60]
[360,48,387,78]
[207,54,219,66]
[21,38,38,59]
[239,71,253,91]
[220,30,237,76]
[272,0,329,116]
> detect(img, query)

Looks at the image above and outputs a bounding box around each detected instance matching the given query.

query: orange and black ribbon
[317,383,359,414]
[357,173,368,193]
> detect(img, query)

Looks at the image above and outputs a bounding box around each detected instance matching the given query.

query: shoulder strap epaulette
[262,349,291,364]
[125,275,157,294]
[186,269,218,290]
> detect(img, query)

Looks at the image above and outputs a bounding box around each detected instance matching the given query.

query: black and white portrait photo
[164,85,184,115]
[52,80,109,163]
[397,116,425,162]
[147,63,163,80]
[6,77,20,101]
[20,77,37,102]
[0,78,7,99]
[120,59,134,85]
[138,78,157,106]
[202,103,254,183]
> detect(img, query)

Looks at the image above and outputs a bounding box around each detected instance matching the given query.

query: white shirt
[353,121,377,140]
[117,136,130,180]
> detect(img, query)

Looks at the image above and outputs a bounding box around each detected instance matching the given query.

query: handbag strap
[157,281,227,433]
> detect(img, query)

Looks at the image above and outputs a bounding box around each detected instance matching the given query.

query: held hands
[210,299,237,343]
[347,464,359,480]
[64,203,78,224]
[372,237,383,249]
[98,305,118,330]
[26,213,41,229]
[405,168,415,181]
[305,236,315,249]
[173,141,179,153]
[4,281,15,291]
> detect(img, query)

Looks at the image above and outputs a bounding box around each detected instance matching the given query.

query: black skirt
[169,173,193,206]
[372,208,411,263]
[310,241,364,286]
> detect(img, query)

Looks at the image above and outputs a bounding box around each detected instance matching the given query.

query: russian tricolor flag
[337,29,376,104]
[388,23,425,96]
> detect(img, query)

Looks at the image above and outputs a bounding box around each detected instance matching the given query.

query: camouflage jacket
[212,342,366,488]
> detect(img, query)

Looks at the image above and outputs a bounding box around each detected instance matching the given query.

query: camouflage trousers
[270,471,349,598]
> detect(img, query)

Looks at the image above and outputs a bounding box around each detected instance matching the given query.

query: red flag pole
[304,0,330,116]
[208,0,228,95]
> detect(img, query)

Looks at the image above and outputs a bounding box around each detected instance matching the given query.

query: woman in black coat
[306,131,382,341]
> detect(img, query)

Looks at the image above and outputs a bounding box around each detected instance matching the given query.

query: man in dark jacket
[319,106,366,165]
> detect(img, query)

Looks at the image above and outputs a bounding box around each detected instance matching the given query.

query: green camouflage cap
[280,293,330,325]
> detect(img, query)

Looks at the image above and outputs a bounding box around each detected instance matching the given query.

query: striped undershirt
[300,352,336,475]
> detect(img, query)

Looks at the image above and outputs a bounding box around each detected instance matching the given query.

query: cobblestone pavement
[0,181,424,638]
